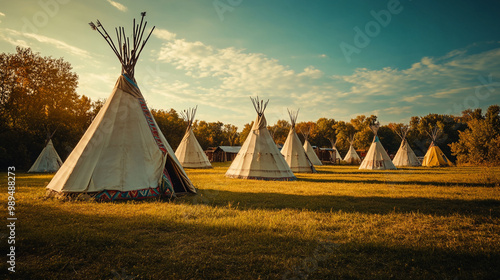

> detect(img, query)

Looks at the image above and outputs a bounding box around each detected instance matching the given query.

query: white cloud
[107,0,128,12]
[0,11,5,17]
[319,54,328,58]
[153,28,177,41]
[0,28,91,58]
[402,95,423,102]
[297,66,323,79]
[150,29,500,125]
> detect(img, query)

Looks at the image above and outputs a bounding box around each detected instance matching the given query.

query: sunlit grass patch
[0,165,499,279]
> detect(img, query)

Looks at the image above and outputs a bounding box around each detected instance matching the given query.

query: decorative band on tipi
[45,13,196,201]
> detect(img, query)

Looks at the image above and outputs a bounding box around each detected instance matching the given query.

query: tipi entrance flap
[45,13,196,200]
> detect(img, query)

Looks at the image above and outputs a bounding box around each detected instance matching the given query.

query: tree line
[1,47,499,170]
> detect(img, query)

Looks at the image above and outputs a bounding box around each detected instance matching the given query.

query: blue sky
[1,0,499,129]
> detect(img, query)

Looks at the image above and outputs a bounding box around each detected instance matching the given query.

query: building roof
[216,146,241,153]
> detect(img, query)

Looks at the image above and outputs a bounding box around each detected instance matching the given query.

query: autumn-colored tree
[296,121,317,144]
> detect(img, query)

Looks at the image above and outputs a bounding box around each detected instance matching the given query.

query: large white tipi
[302,126,323,166]
[392,125,421,167]
[175,106,212,169]
[280,109,316,173]
[28,138,63,173]
[359,122,396,170]
[343,134,361,164]
[46,13,196,201]
[225,97,296,181]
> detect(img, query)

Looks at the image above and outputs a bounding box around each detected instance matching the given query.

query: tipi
[46,13,196,201]
[392,125,421,167]
[329,138,342,163]
[28,133,63,173]
[422,127,452,167]
[280,109,316,173]
[302,126,323,166]
[343,134,361,164]
[359,121,396,170]
[225,97,296,181]
[175,106,212,169]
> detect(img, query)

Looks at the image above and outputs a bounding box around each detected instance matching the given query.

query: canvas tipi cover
[302,127,322,166]
[46,14,196,201]
[175,107,212,169]
[280,109,316,173]
[343,134,361,164]
[422,127,452,167]
[28,139,63,173]
[225,98,296,181]
[359,122,396,170]
[329,138,342,163]
[392,126,421,167]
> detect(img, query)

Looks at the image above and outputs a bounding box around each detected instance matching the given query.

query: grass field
[1,164,500,279]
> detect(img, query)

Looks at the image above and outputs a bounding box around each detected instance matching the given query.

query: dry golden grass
[1,164,499,279]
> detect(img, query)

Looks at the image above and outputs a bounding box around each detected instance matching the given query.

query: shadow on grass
[193,189,500,218]
[316,169,451,175]
[297,177,498,188]
[11,202,500,280]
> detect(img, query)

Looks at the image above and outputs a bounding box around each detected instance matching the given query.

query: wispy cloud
[0,28,91,58]
[107,0,128,12]
[150,30,500,124]
[0,11,5,23]
[153,28,177,41]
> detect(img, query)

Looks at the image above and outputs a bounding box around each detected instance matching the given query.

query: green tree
[350,115,377,150]
[238,122,254,145]
[268,119,290,145]
[409,114,466,159]
[450,105,500,165]
[335,121,356,153]
[0,47,89,169]
[152,109,185,150]
[223,124,239,146]
[315,118,337,148]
